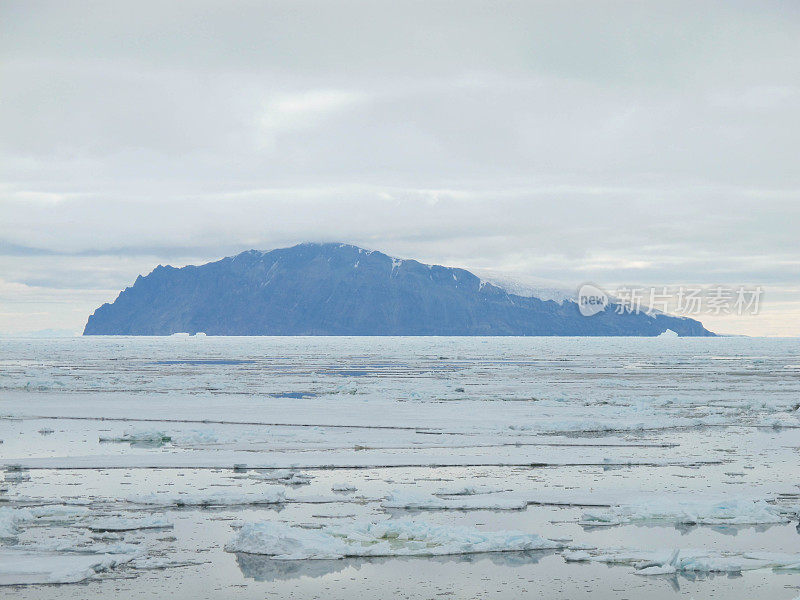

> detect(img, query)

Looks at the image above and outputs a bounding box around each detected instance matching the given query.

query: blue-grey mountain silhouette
[83,243,714,336]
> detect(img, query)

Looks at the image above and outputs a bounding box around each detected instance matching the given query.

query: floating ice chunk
[758,412,800,428]
[31,535,140,555]
[28,505,91,521]
[228,522,348,559]
[22,378,66,391]
[131,557,200,570]
[0,550,134,585]
[382,490,526,510]
[634,549,680,576]
[173,429,219,445]
[226,519,565,560]
[742,552,800,570]
[85,515,173,532]
[434,485,507,496]
[580,547,800,575]
[580,498,788,527]
[0,507,33,538]
[4,470,31,482]
[331,483,357,492]
[130,487,286,507]
[91,532,124,541]
[635,564,677,575]
[99,429,171,445]
[657,329,679,338]
[248,470,312,485]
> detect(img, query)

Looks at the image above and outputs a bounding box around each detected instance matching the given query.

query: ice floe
[331,483,357,492]
[4,335,800,593]
[382,490,526,510]
[580,497,795,527]
[129,488,286,507]
[434,485,508,496]
[580,547,800,575]
[29,535,140,555]
[226,519,566,560]
[0,550,135,585]
[248,470,312,485]
[85,515,173,532]
[99,429,172,445]
[0,507,33,538]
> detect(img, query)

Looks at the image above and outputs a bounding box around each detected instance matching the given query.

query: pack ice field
[1,336,799,599]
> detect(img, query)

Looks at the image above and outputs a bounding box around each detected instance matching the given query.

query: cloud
[0,1,798,335]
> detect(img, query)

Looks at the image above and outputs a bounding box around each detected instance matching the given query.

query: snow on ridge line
[225,519,567,560]
[472,270,574,303]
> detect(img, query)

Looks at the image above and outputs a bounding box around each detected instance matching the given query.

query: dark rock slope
[84,243,714,336]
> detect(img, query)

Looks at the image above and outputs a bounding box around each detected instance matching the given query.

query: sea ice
[28,505,91,520]
[580,497,792,527]
[99,429,172,445]
[129,488,286,507]
[0,550,135,585]
[248,470,312,485]
[4,335,800,592]
[331,483,357,492]
[382,490,526,510]
[226,519,566,560]
[581,547,800,575]
[0,507,33,538]
[85,515,173,532]
[434,485,507,496]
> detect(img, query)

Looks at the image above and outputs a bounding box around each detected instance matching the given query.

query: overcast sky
[1,0,799,335]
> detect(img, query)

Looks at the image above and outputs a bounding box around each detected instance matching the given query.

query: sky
[1,0,799,336]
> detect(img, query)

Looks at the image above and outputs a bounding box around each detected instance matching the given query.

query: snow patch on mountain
[473,269,574,303]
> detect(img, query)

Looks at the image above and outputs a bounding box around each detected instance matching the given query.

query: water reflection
[580,520,785,537]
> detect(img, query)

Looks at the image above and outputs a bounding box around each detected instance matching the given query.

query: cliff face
[84,243,714,336]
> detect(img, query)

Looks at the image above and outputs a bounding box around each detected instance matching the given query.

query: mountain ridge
[83,243,714,336]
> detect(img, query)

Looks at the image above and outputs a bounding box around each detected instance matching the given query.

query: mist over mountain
[84,243,714,336]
